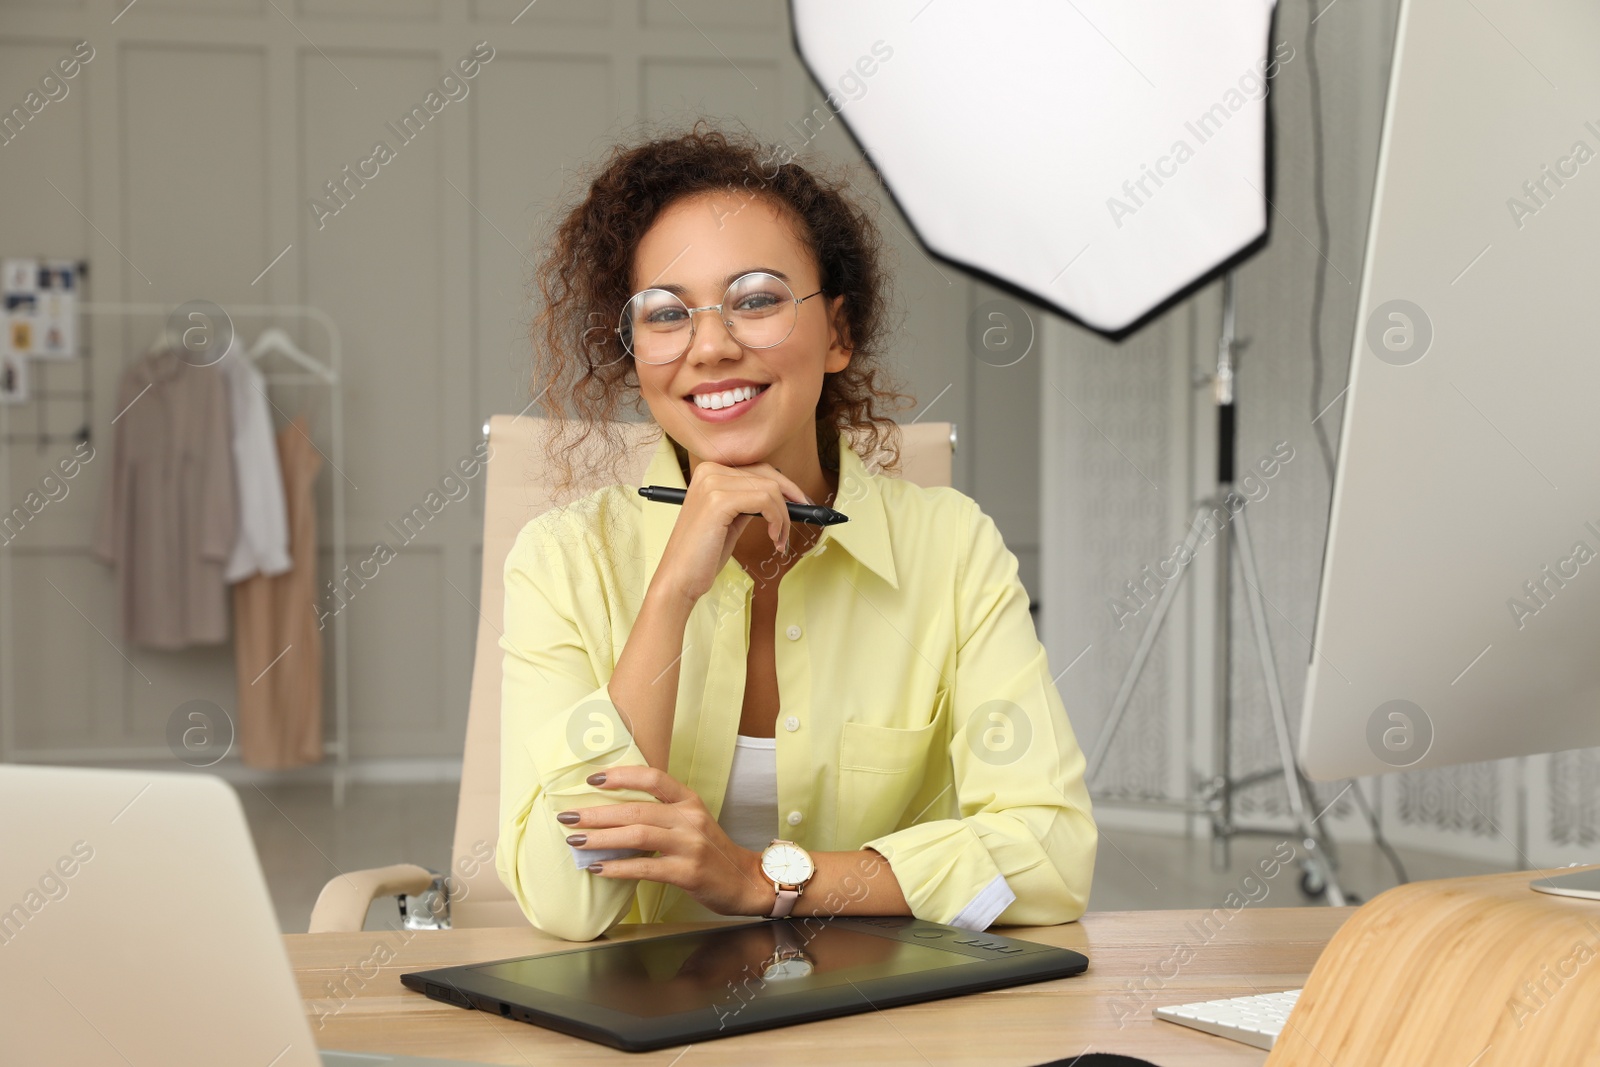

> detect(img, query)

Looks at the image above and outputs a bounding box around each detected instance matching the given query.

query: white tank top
[718,734,779,853]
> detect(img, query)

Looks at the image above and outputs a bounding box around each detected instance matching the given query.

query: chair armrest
[308,863,436,933]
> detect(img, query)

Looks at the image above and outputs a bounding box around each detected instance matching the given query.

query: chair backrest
[448,417,955,926]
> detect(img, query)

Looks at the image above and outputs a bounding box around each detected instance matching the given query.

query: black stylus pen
[638,485,849,526]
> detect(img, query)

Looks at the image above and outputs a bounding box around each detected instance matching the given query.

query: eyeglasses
[616,271,825,365]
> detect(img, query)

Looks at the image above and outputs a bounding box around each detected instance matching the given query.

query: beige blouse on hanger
[94,347,236,649]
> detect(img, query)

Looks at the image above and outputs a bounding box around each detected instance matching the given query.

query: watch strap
[768,885,800,918]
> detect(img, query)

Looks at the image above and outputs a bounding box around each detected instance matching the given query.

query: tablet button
[912,930,945,939]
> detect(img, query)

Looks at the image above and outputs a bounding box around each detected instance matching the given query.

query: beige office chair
[309,417,956,932]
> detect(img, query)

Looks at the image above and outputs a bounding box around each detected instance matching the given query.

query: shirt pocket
[835,716,941,846]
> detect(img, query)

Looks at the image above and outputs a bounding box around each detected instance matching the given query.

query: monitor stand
[1530,868,1600,901]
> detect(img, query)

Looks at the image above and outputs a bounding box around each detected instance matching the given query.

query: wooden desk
[286,906,1352,1065]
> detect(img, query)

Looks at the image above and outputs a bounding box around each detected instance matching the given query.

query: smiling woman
[530,121,910,501]
[497,121,1097,942]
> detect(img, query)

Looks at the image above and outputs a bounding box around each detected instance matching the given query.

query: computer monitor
[1298,0,1600,807]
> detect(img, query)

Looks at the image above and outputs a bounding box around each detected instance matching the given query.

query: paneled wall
[0,1,1026,769]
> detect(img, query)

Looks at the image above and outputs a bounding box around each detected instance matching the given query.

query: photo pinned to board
[0,350,27,404]
[4,257,79,363]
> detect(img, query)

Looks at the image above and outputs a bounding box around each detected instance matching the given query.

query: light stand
[1085,273,1390,906]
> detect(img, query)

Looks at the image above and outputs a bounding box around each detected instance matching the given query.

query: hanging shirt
[94,347,236,649]
[232,416,324,769]
[496,427,1098,941]
[218,338,292,583]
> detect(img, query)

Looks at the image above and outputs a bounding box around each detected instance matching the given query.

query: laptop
[402,914,1091,1051]
[0,764,489,1066]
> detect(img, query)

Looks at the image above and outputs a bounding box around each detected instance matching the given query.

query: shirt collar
[639,427,899,591]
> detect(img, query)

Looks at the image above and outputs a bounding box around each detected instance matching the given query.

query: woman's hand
[557,764,771,917]
[651,459,813,605]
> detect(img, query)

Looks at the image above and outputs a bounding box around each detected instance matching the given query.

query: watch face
[763,957,814,981]
[761,842,814,884]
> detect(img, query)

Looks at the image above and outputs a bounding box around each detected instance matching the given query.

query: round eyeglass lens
[724,272,800,349]
[618,289,691,365]
[618,272,801,364]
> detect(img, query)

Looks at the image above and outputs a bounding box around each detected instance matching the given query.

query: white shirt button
[786,810,803,826]
[785,624,802,640]
[784,715,799,732]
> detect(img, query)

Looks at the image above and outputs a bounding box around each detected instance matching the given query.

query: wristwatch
[758,838,816,918]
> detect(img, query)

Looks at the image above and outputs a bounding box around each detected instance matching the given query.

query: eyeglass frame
[613,271,828,364]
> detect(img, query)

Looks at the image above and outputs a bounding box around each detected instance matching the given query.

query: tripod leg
[1231,505,1350,907]
[1211,501,1234,872]
[1087,506,1210,785]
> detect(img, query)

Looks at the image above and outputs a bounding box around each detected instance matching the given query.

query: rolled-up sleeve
[495,518,656,942]
[861,499,1097,928]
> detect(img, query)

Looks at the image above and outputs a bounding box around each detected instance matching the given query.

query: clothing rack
[0,303,351,807]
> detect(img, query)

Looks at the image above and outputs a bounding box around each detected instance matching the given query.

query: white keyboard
[1154,987,1302,1050]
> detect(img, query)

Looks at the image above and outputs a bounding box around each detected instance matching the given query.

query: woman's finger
[744,462,813,505]
[771,485,790,552]
[704,463,811,505]
[591,763,694,804]
[583,854,676,881]
[570,822,674,854]
[562,799,676,829]
[758,485,789,552]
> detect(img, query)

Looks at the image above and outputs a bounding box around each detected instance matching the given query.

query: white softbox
[789,0,1284,338]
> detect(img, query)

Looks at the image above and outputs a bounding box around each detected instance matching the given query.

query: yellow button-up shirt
[496,427,1097,942]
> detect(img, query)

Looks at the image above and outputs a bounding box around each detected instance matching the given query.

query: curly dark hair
[526,118,916,501]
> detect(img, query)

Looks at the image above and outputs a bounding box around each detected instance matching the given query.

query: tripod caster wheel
[1299,866,1327,899]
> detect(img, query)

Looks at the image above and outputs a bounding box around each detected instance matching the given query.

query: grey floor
[240,780,459,933]
[245,781,1507,933]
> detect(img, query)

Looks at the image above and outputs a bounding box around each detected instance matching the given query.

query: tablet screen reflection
[475,920,969,1019]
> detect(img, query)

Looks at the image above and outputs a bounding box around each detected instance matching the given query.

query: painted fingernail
[586,771,607,786]
[556,811,580,825]
[566,833,587,846]
[585,863,604,874]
